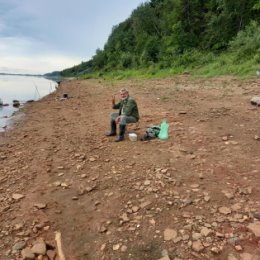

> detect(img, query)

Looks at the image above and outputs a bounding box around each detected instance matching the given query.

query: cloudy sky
[0,0,145,74]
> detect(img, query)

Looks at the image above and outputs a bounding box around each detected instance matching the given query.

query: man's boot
[115,124,126,142]
[106,120,117,136]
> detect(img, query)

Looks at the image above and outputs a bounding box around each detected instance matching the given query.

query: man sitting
[106,88,139,142]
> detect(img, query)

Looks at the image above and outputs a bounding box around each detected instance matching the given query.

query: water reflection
[0,75,57,130]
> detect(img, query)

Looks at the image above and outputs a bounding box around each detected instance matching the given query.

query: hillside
[60,0,260,78]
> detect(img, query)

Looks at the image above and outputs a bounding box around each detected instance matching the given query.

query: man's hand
[112,95,115,106]
[115,116,121,124]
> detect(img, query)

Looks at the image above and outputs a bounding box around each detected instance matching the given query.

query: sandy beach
[0,77,259,260]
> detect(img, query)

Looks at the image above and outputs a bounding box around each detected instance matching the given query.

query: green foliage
[229,21,260,60]
[60,0,260,79]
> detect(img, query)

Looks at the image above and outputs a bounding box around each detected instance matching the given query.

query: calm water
[0,75,57,131]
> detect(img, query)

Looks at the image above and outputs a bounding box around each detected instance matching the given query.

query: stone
[192,232,202,240]
[12,193,25,200]
[21,248,35,259]
[31,241,47,255]
[140,200,152,208]
[192,241,204,252]
[204,196,211,202]
[161,249,169,256]
[100,244,106,251]
[211,246,222,254]
[219,206,232,215]
[231,203,242,211]
[235,245,243,251]
[99,225,107,233]
[34,203,47,209]
[201,227,211,237]
[132,206,139,212]
[12,241,26,251]
[250,96,260,106]
[240,253,260,260]
[190,184,199,188]
[144,180,151,186]
[121,245,127,252]
[228,236,240,245]
[216,232,224,237]
[161,168,168,174]
[222,190,234,199]
[14,223,24,230]
[158,256,171,260]
[164,228,178,241]
[182,234,189,240]
[120,213,129,222]
[173,237,182,243]
[113,244,120,251]
[53,181,61,187]
[247,221,260,237]
[227,254,239,260]
[46,250,56,260]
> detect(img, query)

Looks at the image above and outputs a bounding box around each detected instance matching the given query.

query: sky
[0,0,145,74]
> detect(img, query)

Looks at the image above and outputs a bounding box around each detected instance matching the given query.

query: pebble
[192,232,202,240]
[231,203,242,211]
[140,200,152,209]
[100,244,106,251]
[161,249,169,256]
[21,248,35,260]
[211,246,222,254]
[164,228,178,241]
[132,206,139,212]
[240,253,260,260]
[12,193,25,200]
[112,244,120,251]
[218,206,232,215]
[121,245,127,252]
[204,195,211,202]
[247,221,260,237]
[12,241,26,251]
[200,227,211,237]
[235,245,243,251]
[34,203,47,209]
[158,256,171,260]
[222,190,234,199]
[120,213,130,222]
[192,241,204,252]
[228,254,239,260]
[31,241,47,255]
[144,180,151,186]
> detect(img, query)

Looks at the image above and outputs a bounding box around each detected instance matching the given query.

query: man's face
[120,90,128,100]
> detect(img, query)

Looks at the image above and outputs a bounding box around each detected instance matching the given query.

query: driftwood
[55,231,66,260]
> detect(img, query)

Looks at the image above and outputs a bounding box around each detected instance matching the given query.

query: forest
[60,0,260,78]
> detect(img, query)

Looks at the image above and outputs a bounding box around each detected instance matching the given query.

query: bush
[229,21,260,60]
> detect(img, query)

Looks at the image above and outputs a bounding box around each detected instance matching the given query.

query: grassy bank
[81,50,259,80]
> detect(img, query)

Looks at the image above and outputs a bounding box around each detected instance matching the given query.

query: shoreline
[0,74,58,132]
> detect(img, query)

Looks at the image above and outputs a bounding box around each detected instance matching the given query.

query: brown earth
[0,76,259,260]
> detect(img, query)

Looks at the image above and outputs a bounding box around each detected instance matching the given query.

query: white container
[129,133,137,141]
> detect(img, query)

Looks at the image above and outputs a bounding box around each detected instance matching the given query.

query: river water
[0,75,57,131]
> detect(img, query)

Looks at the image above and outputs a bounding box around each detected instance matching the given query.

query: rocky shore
[0,77,259,260]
